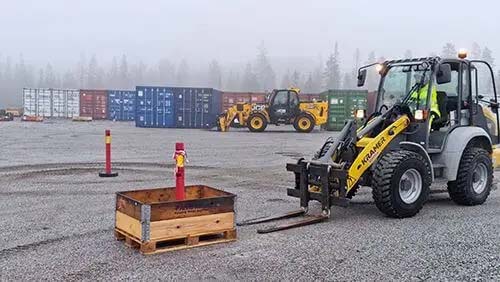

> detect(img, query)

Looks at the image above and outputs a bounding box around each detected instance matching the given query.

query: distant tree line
[0,42,499,107]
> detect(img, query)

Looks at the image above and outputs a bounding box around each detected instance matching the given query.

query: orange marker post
[174,142,186,200]
[99,129,118,177]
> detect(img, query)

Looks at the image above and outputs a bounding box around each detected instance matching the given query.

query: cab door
[269,90,291,121]
[469,60,500,145]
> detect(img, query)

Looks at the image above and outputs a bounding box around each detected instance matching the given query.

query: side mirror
[436,64,452,84]
[357,69,367,87]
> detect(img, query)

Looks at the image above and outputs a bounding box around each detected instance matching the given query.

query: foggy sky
[2,0,499,70]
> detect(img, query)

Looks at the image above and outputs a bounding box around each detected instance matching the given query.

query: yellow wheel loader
[217,88,328,133]
[239,54,500,233]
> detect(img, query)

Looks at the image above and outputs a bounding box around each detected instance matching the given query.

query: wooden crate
[114,185,237,254]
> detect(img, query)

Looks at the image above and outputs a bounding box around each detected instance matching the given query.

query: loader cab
[364,57,499,151]
[268,89,300,122]
[427,59,500,149]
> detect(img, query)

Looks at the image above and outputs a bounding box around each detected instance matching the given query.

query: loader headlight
[355,109,366,119]
[375,64,384,74]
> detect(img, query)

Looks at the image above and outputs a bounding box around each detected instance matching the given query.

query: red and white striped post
[174,142,186,200]
[99,129,118,177]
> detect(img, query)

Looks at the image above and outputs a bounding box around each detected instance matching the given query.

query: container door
[95,93,107,119]
[23,89,37,116]
[123,91,135,121]
[69,90,80,118]
[175,88,192,128]
[165,91,174,127]
[136,88,153,127]
[156,90,165,127]
[146,88,155,126]
[38,89,52,117]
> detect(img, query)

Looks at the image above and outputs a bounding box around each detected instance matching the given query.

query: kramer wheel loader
[217,88,328,133]
[240,53,500,233]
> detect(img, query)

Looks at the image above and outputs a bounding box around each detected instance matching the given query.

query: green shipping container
[321,89,368,131]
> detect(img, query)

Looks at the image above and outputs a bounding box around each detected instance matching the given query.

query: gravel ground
[0,119,499,281]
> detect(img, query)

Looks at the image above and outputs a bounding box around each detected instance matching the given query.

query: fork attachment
[286,159,349,212]
[237,210,305,226]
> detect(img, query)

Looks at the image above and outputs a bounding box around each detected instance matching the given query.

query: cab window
[273,91,288,106]
[289,92,299,107]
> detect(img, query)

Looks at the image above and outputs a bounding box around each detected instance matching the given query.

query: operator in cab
[409,73,440,126]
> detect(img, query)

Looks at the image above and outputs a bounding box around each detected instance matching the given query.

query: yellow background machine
[217,88,328,133]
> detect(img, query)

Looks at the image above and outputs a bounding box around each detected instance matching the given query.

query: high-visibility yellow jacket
[410,83,440,118]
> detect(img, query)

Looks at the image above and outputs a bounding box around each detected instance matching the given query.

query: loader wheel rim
[251,117,263,129]
[298,117,311,130]
[399,168,422,204]
[472,163,488,194]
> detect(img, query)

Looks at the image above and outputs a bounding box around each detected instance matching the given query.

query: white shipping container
[38,89,52,117]
[22,88,80,118]
[23,88,37,116]
[52,89,80,118]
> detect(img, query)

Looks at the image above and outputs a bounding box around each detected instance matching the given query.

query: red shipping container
[299,93,321,101]
[80,89,108,120]
[221,92,267,111]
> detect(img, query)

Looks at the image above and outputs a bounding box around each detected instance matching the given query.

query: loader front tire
[447,147,492,206]
[248,114,267,132]
[372,150,431,218]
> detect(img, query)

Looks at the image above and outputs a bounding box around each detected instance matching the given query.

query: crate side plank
[116,194,142,220]
[115,211,142,239]
[149,212,234,241]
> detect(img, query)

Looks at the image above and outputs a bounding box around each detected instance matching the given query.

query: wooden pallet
[115,228,237,255]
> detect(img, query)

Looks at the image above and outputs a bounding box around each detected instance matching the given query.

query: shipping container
[321,89,368,131]
[135,86,175,128]
[367,91,377,116]
[108,90,136,121]
[174,88,222,128]
[23,88,80,118]
[221,91,267,111]
[300,93,322,101]
[80,90,107,120]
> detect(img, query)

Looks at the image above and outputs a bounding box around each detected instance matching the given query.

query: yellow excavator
[217,88,328,133]
[239,52,500,233]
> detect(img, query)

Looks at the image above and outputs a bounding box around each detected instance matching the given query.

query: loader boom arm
[347,115,410,190]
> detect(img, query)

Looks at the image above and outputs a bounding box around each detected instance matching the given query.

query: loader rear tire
[372,150,431,218]
[293,114,315,133]
[248,114,267,132]
[447,147,492,206]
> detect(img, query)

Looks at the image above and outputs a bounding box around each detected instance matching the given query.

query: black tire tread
[447,147,492,206]
[372,150,431,218]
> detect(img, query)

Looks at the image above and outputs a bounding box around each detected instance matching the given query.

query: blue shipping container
[135,86,175,128]
[107,90,136,121]
[174,88,221,128]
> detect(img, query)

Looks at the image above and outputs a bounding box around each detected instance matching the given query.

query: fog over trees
[0,41,498,107]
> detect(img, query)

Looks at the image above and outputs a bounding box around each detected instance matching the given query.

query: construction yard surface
[1,120,499,281]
